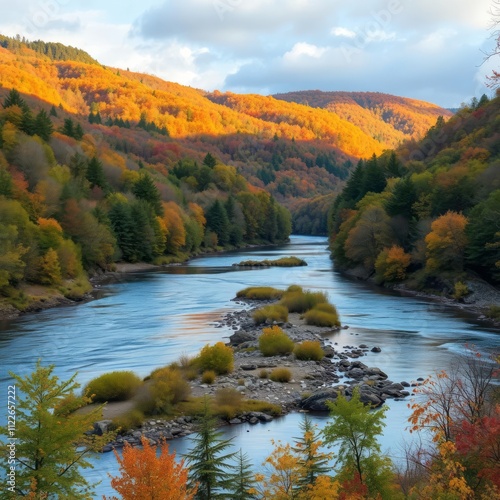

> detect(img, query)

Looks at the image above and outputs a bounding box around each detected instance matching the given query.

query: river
[1,235,498,497]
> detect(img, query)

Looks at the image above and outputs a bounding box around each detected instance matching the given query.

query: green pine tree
[132,173,163,216]
[184,397,237,500]
[62,118,75,138]
[74,122,84,140]
[86,156,108,191]
[362,154,386,195]
[385,176,417,219]
[3,88,26,109]
[203,152,217,169]
[0,361,112,498]
[229,450,257,500]
[34,109,54,141]
[206,200,230,246]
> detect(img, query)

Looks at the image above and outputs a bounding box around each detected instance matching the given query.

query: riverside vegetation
[329,93,500,318]
[2,344,498,499]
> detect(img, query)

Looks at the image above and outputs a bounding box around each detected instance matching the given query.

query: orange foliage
[162,201,186,254]
[107,436,196,500]
[375,245,411,282]
[425,211,468,272]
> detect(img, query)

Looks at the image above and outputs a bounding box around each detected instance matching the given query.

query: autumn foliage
[107,436,196,500]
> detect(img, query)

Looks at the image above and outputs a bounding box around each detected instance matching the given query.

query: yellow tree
[107,436,196,500]
[375,245,411,282]
[425,211,468,272]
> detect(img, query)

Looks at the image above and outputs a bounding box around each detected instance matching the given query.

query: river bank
[338,267,500,327]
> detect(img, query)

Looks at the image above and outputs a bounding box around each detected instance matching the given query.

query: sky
[0,0,499,108]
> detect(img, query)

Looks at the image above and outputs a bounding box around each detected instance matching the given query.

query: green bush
[303,305,340,327]
[258,326,295,356]
[269,368,292,383]
[294,340,325,361]
[201,370,216,384]
[280,288,328,313]
[252,304,289,325]
[197,342,234,374]
[259,369,269,379]
[236,286,284,300]
[139,367,191,415]
[84,371,142,403]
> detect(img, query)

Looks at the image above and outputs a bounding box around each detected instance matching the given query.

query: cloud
[331,27,356,38]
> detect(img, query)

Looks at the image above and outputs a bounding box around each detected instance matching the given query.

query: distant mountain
[273,90,453,148]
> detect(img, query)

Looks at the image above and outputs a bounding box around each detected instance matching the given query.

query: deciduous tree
[107,436,196,500]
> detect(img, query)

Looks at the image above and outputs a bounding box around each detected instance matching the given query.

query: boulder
[93,420,113,436]
[300,388,340,411]
[371,346,382,353]
[228,331,255,346]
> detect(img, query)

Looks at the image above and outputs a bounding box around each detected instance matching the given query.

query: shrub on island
[252,304,289,325]
[294,340,325,361]
[303,302,340,327]
[84,371,142,403]
[279,286,328,313]
[258,325,295,356]
[269,367,292,383]
[236,286,284,300]
[196,342,234,374]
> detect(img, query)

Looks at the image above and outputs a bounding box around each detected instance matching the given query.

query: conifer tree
[206,199,230,246]
[0,361,111,498]
[229,450,257,500]
[385,176,417,219]
[3,88,26,109]
[184,397,237,499]
[292,414,332,489]
[34,109,54,141]
[74,122,84,140]
[203,152,217,169]
[86,156,107,190]
[132,173,163,216]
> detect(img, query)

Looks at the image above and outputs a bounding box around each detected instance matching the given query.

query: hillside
[274,90,453,149]
[330,92,500,301]
[0,35,452,214]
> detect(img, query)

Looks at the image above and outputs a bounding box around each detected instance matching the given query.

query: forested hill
[0,34,452,213]
[330,92,500,295]
[274,90,453,149]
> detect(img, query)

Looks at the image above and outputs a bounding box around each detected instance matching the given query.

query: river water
[1,235,498,497]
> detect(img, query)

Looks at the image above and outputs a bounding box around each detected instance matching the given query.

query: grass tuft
[269,367,292,383]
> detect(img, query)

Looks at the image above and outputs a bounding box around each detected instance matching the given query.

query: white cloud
[331,27,356,38]
[284,42,327,62]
